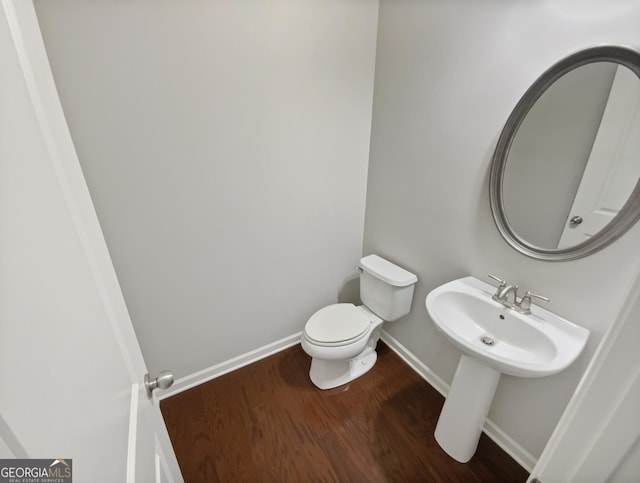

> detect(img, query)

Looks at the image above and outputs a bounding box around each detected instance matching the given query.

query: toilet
[301,254,418,389]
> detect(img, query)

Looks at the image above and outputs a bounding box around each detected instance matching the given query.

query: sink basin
[426,276,589,377]
[426,276,590,463]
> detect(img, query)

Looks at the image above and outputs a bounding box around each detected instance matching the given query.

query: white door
[529,272,640,483]
[558,64,640,248]
[0,1,183,481]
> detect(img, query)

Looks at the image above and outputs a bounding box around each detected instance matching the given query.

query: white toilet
[301,254,418,390]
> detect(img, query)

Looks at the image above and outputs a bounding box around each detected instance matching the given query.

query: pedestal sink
[425,276,590,463]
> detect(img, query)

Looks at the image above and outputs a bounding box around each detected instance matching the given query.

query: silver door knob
[569,215,583,226]
[144,370,174,399]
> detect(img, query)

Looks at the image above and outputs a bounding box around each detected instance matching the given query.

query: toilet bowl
[301,254,417,390]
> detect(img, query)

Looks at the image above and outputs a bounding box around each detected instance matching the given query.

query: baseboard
[379,331,450,397]
[156,332,302,401]
[483,419,537,473]
[380,330,537,473]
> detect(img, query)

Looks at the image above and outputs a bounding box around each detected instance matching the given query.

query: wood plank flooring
[160,342,530,482]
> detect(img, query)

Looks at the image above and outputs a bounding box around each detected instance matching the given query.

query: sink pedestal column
[434,354,501,462]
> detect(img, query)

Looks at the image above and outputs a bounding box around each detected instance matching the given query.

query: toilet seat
[304,303,372,347]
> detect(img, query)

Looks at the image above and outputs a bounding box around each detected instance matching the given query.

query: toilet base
[309,346,378,390]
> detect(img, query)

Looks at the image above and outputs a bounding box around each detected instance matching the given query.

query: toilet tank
[359,254,418,321]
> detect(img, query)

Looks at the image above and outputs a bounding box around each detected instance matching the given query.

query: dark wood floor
[161,342,529,482]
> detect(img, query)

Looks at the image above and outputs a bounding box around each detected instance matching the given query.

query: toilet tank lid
[359,254,418,287]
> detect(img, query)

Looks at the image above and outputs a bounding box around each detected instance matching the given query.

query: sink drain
[480,335,495,346]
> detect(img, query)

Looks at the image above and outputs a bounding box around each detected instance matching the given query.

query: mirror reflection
[502,62,640,250]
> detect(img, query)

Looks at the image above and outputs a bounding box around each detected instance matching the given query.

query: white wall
[33,0,379,379]
[365,0,640,461]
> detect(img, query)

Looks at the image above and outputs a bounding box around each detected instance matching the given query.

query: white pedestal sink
[426,276,590,463]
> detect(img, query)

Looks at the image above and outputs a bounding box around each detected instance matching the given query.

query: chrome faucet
[488,274,549,314]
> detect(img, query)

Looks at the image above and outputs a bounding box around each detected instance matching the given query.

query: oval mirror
[490,46,640,261]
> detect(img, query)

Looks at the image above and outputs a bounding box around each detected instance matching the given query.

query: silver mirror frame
[490,45,640,261]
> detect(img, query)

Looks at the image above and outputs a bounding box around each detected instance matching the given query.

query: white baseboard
[157,328,536,472]
[380,330,537,473]
[156,332,302,401]
[483,419,537,473]
[380,331,450,397]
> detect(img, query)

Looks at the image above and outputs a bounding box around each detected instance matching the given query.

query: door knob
[569,215,583,226]
[144,370,174,399]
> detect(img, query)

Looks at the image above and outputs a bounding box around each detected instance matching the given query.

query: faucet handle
[488,274,507,288]
[519,291,550,312]
[525,291,549,302]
